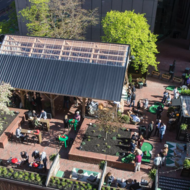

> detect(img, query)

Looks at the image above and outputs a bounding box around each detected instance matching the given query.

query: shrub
[25,176,29,181]
[149,169,156,180]
[181,123,188,130]
[98,134,102,139]
[62,182,66,186]
[117,111,122,118]
[36,176,41,182]
[8,172,12,177]
[52,179,56,184]
[3,117,6,120]
[107,145,111,149]
[121,127,126,131]
[9,168,14,173]
[96,144,100,147]
[112,136,117,140]
[99,161,106,170]
[75,181,78,185]
[81,141,86,145]
[49,154,56,161]
[116,152,120,156]
[117,134,121,137]
[121,115,130,123]
[184,159,190,169]
[92,124,96,127]
[129,74,132,83]
[30,175,35,181]
[125,139,128,142]
[92,130,95,133]
[18,174,23,179]
[76,185,80,189]
[88,139,91,141]
[119,142,122,145]
[102,149,106,152]
[14,172,18,179]
[104,142,107,145]
[3,169,7,176]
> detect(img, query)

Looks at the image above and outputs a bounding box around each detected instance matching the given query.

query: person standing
[153,154,162,169]
[134,152,142,172]
[131,85,136,93]
[161,91,168,103]
[160,144,168,165]
[147,121,154,140]
[156,105,163,119]
[20,151,29,164]
[40,152,47,171]
[63,115,69,128]
[154,119,161,137]
[173,87,178,99]
[138,135,144,149]
[159,123,166,142]
[127,92,131,105]
[130,92,136,108]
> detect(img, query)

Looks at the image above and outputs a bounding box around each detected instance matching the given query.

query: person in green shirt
[185,73,190,85]
[32,116,41,128]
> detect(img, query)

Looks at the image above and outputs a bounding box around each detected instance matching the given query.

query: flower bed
[80,125,131,156]
[49,176,98,190]
[0,111,18,136]
[0,166,46,186]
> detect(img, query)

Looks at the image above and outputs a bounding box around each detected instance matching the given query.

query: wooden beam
[20,91,25,108]
[50,94,55,117]
[29,38,36,57]
[82,98,86,118]
[53,95,59,101]
[44,94,51,100]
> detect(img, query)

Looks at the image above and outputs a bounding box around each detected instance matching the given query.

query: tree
[0,2,18,34]
[102,11,159,74]
[95,107,122,140]
[0,82,14,115]
[19,0,98,39]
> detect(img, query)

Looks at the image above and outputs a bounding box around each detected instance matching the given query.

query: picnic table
[21,129,42,144]
[28,117,50,131]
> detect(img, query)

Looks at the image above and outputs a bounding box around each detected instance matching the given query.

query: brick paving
[0,38,189,183]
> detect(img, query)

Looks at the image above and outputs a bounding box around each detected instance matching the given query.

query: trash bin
[138,82,143,89]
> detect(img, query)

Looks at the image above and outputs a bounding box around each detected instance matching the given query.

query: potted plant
[148,169,156,180]
[180,123,188,134]
[3,168,8,178]
[14,172,18,179]
[121,115,130,124]
[181,159,190,177]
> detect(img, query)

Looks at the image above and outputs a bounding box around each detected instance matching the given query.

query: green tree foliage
[102,11,159,74]
[0,2,18,34]
[19,0,98,39]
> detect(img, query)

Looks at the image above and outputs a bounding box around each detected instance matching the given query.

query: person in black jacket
[32,150,40,160]
[105,172,114,186]
[156,105,163,119]
[130,92,136,108]
[21,151,29,164]
[63,115,69,128]
[147,121,154,140]
[131,85,136,93]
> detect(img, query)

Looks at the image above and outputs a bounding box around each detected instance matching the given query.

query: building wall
[15,0,158,41]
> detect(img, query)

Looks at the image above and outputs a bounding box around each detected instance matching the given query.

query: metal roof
[0,54,128,101]
[0,35,129,67]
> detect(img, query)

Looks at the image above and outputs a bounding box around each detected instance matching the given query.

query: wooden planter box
[151,70,160,77]
[162,73,171,80]
[173,76,182,84]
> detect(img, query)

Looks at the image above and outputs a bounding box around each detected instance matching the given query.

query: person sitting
[32,150,40,161]
[63,115,69,128]
[129,179,140,190]
[32,110,37,117]
[39,110,47,119]
[127,110,140,123]
[131,132,138,141]
[118,179,127,188]
[75,111,81,122]
[20,151,29,164]
[32,116,41,128]
[105,172,114,186]
[15,126,25,142]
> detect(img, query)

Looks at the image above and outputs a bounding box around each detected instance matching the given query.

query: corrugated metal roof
[0,54,127,101]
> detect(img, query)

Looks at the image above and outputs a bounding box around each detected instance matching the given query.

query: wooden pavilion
[0,35,130,117]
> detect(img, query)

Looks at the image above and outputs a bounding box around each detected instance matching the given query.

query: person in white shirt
[39,110,47,119]
[154,154,162,169]
[173,87,178,99]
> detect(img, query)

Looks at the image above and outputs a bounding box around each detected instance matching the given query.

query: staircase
[158,176,190,190]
